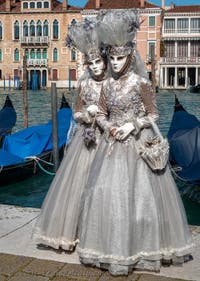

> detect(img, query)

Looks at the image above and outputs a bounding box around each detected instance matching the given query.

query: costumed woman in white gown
[34,18,108,251]
[77,10,193,275]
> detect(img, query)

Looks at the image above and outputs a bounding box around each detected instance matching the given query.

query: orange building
[0,0,163,89]
[1,0,199,90]
[0,0,81,89]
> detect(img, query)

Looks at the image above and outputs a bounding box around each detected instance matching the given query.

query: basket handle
[148,116,163,140]
[91,113,97,128]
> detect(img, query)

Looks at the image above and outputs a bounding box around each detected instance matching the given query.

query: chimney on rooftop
[162,0,165,9]
[95,0,100,9]
[140,0,145,8]
[5,0,11,12]
[170,2,175,9]
[63,0,68,11]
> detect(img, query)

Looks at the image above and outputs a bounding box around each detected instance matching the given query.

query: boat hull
[0,149,63,187]
[189,84,200,93]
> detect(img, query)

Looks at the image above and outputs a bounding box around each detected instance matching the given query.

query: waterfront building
[82,0,163,85]
[160,5,200,90]
[1,0,198,90]
[0,0,163,89]
[0,0,81,89]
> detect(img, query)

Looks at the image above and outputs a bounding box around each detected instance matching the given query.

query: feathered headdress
[66,18,101,62]
[97,9,140,56]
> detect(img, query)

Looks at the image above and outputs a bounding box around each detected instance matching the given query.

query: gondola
[0,95,17,140]
[167,96,200,202]
[0,95,74,186]
[189,84,200,93]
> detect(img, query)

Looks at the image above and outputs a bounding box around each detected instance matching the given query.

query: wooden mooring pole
[151,45,156,93]
[51,82,59,172]
[23,55,28,128]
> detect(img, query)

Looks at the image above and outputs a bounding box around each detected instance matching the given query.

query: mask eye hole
[95,59,101,64]
[117,56,126,61]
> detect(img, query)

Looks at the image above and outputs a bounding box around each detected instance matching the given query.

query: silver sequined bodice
[103,72,147,127]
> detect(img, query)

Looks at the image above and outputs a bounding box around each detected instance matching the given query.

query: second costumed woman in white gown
[34,18,108,251]
[77,10,193,275]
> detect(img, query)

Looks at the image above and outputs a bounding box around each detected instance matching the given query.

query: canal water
[0,89,200,225]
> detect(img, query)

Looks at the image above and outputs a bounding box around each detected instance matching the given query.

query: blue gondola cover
[168,105,200,184]
[0,108,72,166]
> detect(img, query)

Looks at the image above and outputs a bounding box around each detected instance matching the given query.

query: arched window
[23,20,28,37]
[0,49,2,61]
[44,1,49,8]
[36,49,41,59]
[25,49,29,59]
[30,20,35,36]
[43,48,47,59]
[0,22,2,39]
[43,20,49,36]
[53,20,59,39]
[53,48,58,61]
[14,20,19,40]
[37,2,42,8]
[30,1,35,8]
[23,2,28,8]
[36,20,42,36]
[14,48,20,61]
[71,47,76,61]
[30,49,35,59]
[71,19,77,26]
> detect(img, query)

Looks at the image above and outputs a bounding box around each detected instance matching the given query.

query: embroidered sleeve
[74,84,84,114]
[96,87,113,132]
[140,80,159,121]
[73,84,91,124]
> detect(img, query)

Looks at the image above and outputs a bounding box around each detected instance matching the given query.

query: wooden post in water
[68,67,71,91]
[23,55,28,128]
[51,82,59,172]
[151,45,156,93]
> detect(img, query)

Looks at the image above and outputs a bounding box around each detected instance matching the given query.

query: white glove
[87,105,99,117]
[115,123,135,140]
[136,116,151,129]
[131,116,151,136]
[74,111,92,124]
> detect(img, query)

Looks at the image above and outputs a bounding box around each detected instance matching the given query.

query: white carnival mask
[88,57,105,76]
[109,54,128,73]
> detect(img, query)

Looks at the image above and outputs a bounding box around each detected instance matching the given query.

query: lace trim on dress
[35,229,79,251]
[77,243,193,265]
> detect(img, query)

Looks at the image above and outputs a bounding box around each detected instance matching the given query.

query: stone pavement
[0,253,193,281]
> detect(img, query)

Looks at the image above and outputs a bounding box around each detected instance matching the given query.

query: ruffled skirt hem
[35,229,79,251]
[77,244,193,275]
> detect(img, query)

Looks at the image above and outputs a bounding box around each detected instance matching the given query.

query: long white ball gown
[34,77,103,251]
[77,70,193,275]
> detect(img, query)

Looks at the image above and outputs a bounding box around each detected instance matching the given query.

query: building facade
[0,0,163,89]
[0,0,81,89]
[160,5,200,89]
[0,0,199,90]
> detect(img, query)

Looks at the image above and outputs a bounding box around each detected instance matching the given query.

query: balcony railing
[160,57,200,64]
[27,58,48,67]
[163,28,200,36]
[21,36,49,45]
